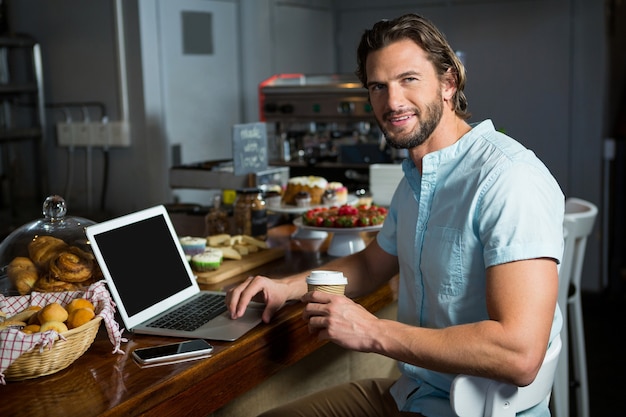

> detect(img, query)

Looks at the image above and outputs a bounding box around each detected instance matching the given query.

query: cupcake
[327,182,348,205]
[191,248,223,272]
[264,190,282,209]
[322,189,337,206]
[294,191,312,207]
[179,236,207,256]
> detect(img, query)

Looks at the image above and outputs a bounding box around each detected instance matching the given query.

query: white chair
[450,334,562,417]
[551,198,598,417]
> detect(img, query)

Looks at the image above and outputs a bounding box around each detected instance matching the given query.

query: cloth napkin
[0,280,126,384]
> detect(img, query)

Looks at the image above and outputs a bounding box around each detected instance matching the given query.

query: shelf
[0,35,47,223]
[0,83,38,94]
[0,127,42,141]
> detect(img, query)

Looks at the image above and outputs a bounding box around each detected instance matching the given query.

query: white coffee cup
[306,270,348,295]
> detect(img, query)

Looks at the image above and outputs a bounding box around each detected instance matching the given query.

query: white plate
[268,197,358,215]
[293,217,383,233]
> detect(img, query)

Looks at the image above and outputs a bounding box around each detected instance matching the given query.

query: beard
[378,97,444,150]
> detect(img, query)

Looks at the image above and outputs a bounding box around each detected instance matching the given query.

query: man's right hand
[226,274,303,323]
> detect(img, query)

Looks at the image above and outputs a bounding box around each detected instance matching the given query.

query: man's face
[365,39,444,150]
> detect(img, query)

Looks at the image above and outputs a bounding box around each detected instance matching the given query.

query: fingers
[226,275,286,323]
[301,290,348,307]
[226,275,259,319]
[301,291,338,325]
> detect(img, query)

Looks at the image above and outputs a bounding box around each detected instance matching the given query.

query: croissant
[7,257,39,295]
[48,246,94,283]
[28,235,69,270]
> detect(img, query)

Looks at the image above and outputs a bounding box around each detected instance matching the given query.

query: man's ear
[441,68,457,101]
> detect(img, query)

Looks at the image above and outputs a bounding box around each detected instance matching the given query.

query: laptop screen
[90,212,193,317]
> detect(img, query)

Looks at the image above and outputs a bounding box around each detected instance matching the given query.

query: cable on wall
[47,102,110,213]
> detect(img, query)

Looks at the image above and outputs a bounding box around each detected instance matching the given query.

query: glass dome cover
[0,196,96,288]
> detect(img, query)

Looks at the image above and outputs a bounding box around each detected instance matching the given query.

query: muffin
[264,190,282,209]
[294,191,312,208]
[327,182,348,205]
[191,248,223,272]
[179,236,207,257]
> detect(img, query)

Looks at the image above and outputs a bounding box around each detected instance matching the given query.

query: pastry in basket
[38,302,69,323]
[39,320,68,334]
[66,308,95,329]
[32,275,79,293]
[7,256,39,295]
[48,246,95,283]
[27,235,69,269]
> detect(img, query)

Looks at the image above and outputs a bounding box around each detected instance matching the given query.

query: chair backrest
[563,198,598,300]
[450,334,562,417]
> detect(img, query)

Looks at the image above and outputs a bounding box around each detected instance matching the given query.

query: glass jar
[205,194,230,235]
[234,188,267,239]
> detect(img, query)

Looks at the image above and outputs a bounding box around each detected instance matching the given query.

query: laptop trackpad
[199,306,263,341]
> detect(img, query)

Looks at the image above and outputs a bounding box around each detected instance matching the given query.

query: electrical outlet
[73,123,92,145]
[57,121,131,147]
[108,121,131,147]
[57,123,74,146]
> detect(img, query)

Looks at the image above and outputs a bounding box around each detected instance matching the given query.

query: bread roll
[38,302,69,323]
[66,298,95,314]
[21,324,41,334]
[39,321,68,334]
[66,308,95,329]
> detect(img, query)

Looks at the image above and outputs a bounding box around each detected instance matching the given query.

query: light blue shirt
[377,120,565,417]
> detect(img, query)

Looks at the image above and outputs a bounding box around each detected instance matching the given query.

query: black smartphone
[132,339,214,364]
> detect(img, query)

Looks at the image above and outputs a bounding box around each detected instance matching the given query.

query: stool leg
[569,294,590,417]
[551,322,570,417]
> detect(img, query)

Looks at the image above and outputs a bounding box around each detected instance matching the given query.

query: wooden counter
[0,225,394,417]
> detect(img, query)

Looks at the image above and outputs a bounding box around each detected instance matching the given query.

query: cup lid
[306,270,347,285]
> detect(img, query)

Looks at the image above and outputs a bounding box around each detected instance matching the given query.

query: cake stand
[268,197,358,240]
[292,218,383,257]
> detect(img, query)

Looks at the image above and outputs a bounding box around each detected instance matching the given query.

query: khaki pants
[258,378,424,417]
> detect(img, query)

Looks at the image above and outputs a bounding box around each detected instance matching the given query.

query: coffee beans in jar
[234,188,267,239]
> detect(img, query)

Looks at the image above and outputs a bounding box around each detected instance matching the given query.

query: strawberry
[338,205,358,216]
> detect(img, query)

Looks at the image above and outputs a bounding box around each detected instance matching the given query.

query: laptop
[85,205,263,341]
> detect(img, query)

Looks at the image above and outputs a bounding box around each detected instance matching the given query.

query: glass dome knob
[42,195,67,221]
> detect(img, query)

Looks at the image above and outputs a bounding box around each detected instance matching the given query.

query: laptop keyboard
[146,293,228,332]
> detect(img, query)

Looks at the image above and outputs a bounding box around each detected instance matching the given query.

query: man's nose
[385,84,405,110]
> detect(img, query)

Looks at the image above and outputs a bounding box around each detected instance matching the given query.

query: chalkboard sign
[232,122,268,176]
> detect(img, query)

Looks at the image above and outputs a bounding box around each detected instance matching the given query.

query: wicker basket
[4,315,102,381]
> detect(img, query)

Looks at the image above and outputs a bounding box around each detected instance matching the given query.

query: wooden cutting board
[194,247,285,285]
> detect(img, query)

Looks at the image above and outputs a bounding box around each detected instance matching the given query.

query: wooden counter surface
[0,225,394,417]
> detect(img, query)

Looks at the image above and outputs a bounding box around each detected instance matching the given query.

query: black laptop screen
[92,214,191,317]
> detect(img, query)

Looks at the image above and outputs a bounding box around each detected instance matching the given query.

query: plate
[267,197,358,215]
[292,217,383,233]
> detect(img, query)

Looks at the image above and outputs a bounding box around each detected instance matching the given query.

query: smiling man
[227,13,565,417]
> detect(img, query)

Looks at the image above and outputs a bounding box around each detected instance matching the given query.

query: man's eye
[370,84,384,92]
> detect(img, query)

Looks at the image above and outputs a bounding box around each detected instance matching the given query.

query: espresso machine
[259,73,397,191]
